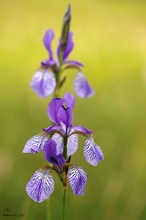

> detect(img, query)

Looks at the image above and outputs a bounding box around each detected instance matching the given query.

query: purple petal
[70,125,92,136]
[58,106,73,128]
[26,169,54,203]
[84,136,104,166]
[23,134,48,153]
[63,60,84,67]
[44,139,65,170]
[57,31,74,61]
[74,72,95,98]
[47,98,64,124]
[41,59,57,67]
[43,125,62,133]
[43,29,54,60]
[67,134,78,156]
[64,92,76,109]
[30,70,56,97]
[51,133,64,155]
[68,166,87,196]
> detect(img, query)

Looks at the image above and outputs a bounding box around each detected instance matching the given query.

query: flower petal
[26,169,54,203]
[51,133,64,155]
[84,136,104,166]
[23,134,48,153]
[68,166,87,196]
[64,60,84,67]
[67,134,78,156]
[30,69,56,97]
[57,31,74,61]
[74,72,95,98]
[43,29,54,60]
[43,125,62,133]
[71,125,92,136]
[47,98,64,124]
[64,92,76,109]
[58,106,73,129]
[44,139,65,170]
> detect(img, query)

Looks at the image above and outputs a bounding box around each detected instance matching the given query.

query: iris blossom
[25,139,87,202]
[23,92,104,166]
[30,29,94,98]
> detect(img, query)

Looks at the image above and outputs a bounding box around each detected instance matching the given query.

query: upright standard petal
[44,139,65,171]
[43,29,54,60]
[74,72,95,98]
[26,169,54,203]
[30,69,56,97]
[47,98,64,124]
[67,134,78,156]
[68,166,87,196]
[58,106,73,129]
[23,134,48,153]
[57,31,74,61]
[84,136,104,166]
[64,92,76,109]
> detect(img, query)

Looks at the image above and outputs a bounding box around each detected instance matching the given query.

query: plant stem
[46,198,51,220]
[62,187,67,220]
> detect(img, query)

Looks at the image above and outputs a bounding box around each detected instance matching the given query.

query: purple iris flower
[23,92,104,166]
[30,29,94,98]
[25,139,87,202]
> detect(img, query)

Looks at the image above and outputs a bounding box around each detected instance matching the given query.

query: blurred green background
[1,0,146,219]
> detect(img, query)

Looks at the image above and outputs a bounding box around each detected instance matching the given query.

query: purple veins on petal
[30,69,56,97]
[67,134,78,156]
[84,136,104,166]
[23,134,48,153]
[26,169,54,203]
[74,72,95,98]
[68,166,87,196]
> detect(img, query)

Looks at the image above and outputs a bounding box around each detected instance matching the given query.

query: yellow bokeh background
[1,0,146,219]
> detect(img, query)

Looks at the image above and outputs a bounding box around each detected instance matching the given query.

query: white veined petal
[84,137,104,166]
[67,134,78,156]
[23,135,48,153]
[30,70,56,97]
[51,133,64,155]
[74,72,95,98]
[68,166,87,196]
[26,169,54,203]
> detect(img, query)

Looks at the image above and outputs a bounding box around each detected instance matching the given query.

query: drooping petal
[47,98,64,124]
[84,136,104,166]
[51,133,64,155]
[63,60,84,67]
[74,72,95,98]
[30,69,56,97]
[70,125,92,136]
[26,169,54,203]
[57,31,74,61]
[67,134,78,156]
[23,134,48,153]
[43,125,62,133]
[68,166,87,196]
[43,29,54,60]
[41,59,57,67]
[64,92,76,109]
[44,139,65,171]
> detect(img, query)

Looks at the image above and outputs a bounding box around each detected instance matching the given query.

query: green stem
[46,198,51,220]
[62,187,67,220]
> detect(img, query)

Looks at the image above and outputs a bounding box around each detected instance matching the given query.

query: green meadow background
[0,0,146,219]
